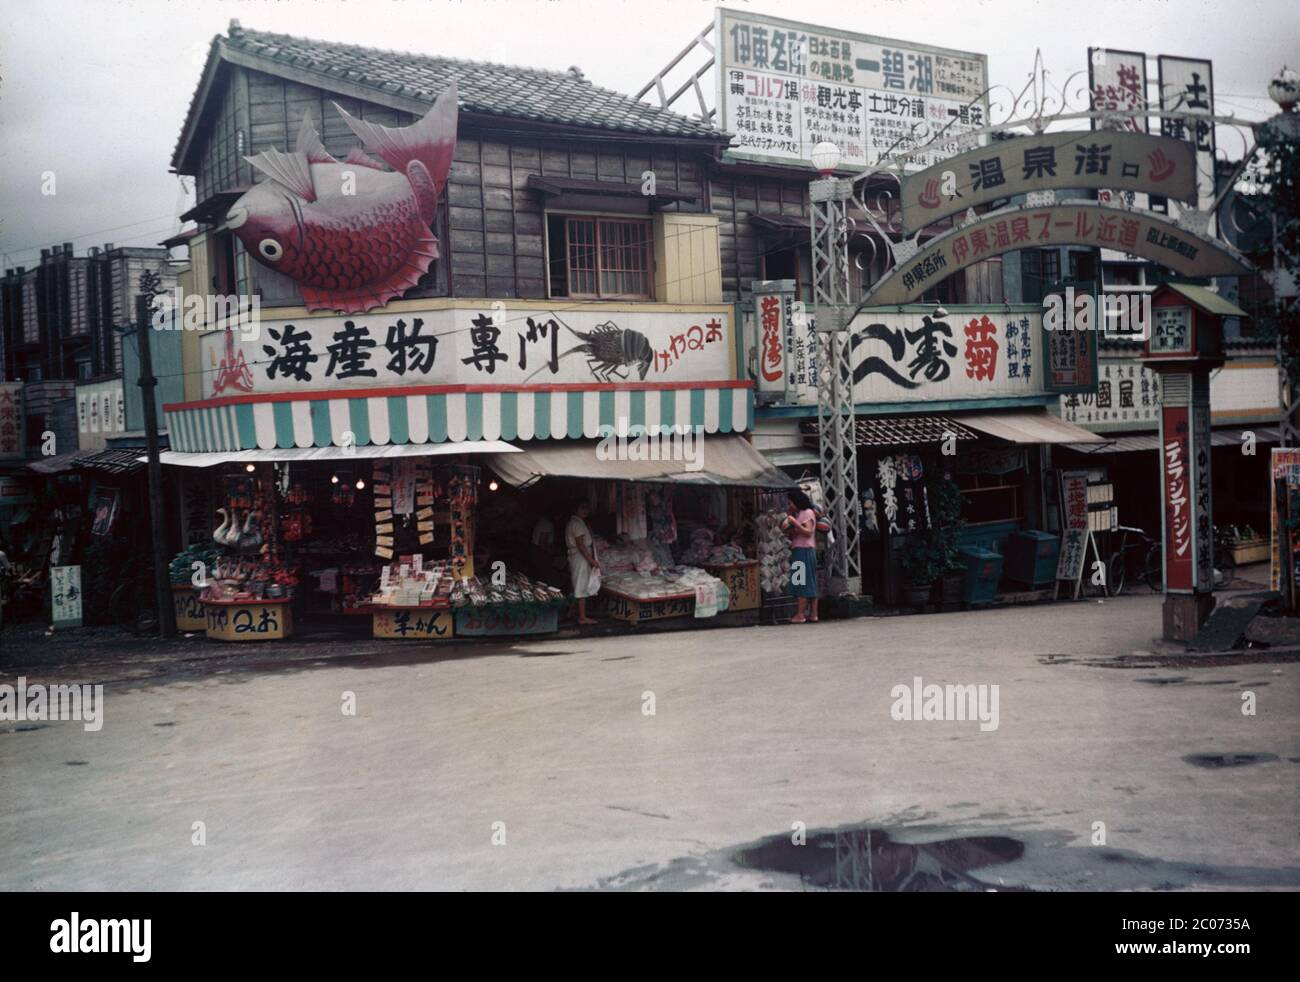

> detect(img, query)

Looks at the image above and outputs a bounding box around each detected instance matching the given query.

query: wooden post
[135,271,177,639]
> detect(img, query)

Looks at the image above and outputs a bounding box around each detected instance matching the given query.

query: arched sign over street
[898,132,1198,233]
[861,202,1252,308]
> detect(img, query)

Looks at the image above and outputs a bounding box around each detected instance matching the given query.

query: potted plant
[929,474,967,604]
[899,536,940,608]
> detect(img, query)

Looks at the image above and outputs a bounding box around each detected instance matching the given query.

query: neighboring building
[0,243,180,456]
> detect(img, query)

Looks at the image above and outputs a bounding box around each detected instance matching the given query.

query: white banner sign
[1159,55,1216,227]
[839,308,1044,406]
[717,9,988,170]
[1059,358,1162,430]
[202,306,733,398]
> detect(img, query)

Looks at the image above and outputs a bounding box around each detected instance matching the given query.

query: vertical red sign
[1162,406,1193,591]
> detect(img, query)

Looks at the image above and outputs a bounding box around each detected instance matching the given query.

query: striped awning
[163,384,754,454]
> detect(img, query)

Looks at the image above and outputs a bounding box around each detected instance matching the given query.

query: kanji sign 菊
[716,8,989,171]
[840,307,1043,406]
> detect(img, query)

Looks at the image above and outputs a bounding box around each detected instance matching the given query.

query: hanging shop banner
[751,279,796,400]
[898,132,1194,233]
[841,307,1043,407]
[50,565,83,630]
[863,203,1251,307]
[1192,400,1214,593]
[1270,448,1300,592]
[202,305,734,398]
[1055,470,1090,585]
[75,379,126,452]
[1040,280,1100,395]
[870,452,928,537]
[1060,358,1163,430]
[0,382,24,459]
[715,8,989,170]
[1158,56,1216,214]
[1088,48,1149,134]
[1161,405,1194,593]
[1088,48,1152,217]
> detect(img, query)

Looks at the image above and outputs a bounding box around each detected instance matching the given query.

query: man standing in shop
[566,501,600,625]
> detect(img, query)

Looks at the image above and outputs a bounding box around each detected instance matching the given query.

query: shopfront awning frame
[148,440,521,468]
[486,435,796,490]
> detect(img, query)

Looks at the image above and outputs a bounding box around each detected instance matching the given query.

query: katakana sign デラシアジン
[898,132,1196,234]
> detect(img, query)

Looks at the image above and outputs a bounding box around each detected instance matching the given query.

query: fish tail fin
[333,79,458,194]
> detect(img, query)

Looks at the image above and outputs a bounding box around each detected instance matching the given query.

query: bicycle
[1107,525,1163,595]
[1212,529,1238,588]
[110,571,161,637]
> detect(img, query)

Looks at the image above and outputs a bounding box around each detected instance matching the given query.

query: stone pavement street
[2,588,1298,891]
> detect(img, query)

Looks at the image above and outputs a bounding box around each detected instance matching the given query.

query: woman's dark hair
[787,488,815,512]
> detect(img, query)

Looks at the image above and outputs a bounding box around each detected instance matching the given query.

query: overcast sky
[0,0,1295,268]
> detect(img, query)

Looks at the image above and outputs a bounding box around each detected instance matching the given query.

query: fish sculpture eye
[258,238,283,261]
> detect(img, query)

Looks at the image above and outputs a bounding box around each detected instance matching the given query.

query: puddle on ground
[733,826,1027,891]
[1183,752,1280,768]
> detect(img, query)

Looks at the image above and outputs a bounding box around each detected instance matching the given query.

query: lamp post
[809,141,861,597]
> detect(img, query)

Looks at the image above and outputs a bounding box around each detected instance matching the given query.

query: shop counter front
[172,585,207,632]
[372,605,455,640]
[202,597,295,641]
[700,560,759,611]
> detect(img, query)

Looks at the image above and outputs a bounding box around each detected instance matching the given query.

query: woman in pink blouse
[782,488,819,623]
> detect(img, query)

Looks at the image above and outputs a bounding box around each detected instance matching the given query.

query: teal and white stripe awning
[164,385,753,454]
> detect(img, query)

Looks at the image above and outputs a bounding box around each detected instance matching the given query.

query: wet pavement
[2,586,1298,891]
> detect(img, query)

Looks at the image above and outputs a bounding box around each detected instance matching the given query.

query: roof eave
[171,36,230,175]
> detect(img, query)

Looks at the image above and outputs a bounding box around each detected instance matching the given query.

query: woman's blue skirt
[789,547,819,598]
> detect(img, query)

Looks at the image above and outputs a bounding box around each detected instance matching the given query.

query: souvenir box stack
[369,556,455,639]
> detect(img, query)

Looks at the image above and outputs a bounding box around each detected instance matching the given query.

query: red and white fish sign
[226,83,459,314]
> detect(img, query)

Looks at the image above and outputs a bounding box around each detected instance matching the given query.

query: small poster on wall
[51,565,83,629]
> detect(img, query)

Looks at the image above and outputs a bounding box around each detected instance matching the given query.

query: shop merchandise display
[595,535,730,605]
[169,543,218,586]
[201,471,298,602]
[756,508,793,593]
[448,569,565,608]
[369,557,454,607]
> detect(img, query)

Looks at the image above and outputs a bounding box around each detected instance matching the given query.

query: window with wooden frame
[546,215,653,300]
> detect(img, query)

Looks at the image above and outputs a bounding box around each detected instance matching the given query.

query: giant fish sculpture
[225,81,458,313]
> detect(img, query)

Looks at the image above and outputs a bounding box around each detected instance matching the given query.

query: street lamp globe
[1269,66,1299,112]
[811,141,842,176]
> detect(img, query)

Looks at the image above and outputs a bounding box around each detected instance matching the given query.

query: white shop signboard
[76,378,126,451]
[202,305,733,399]
[1059,358,1163,431]
[716,8,989,170]
[764,307,1044,407]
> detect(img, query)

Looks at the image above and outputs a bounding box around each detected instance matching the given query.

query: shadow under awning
[486,435,796,489]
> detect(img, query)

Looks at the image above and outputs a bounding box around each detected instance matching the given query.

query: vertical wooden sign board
[1055,471,1092,599]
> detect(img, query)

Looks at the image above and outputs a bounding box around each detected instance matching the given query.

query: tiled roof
[803,415,980,448]
[222,22,725,140]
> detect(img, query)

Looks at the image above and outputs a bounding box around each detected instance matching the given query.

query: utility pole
[809,141,861,597]
[136,269,176,638]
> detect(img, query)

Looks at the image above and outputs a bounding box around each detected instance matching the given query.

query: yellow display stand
[203,598,294,641]
[372,607,454,640]
[172,585,207,631]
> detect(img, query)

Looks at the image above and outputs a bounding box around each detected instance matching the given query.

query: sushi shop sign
[201,305,734,397]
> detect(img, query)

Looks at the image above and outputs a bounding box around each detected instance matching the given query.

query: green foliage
[1245,119,1300,380]
[900,473,967,586]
